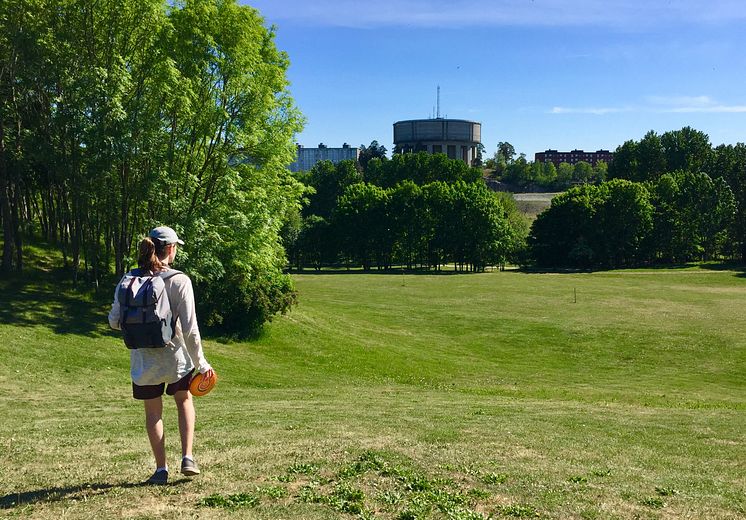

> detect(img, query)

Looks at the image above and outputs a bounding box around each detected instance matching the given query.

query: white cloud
[550,106,632,115]
[247,0,746,29]
[550,95,746,115]
[646,95,715,107]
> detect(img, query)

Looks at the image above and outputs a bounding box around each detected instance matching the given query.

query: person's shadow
[0,479,191,509]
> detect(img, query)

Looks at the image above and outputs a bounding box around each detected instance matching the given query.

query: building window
[447,145,456,159]
[433,144,442,153]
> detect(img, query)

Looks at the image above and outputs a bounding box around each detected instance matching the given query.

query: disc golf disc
[189,371,217,396]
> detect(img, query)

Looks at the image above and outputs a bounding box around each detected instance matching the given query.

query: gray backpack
[117,268,182,349]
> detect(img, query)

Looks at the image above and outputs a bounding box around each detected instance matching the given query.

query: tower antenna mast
[436,85,441,119]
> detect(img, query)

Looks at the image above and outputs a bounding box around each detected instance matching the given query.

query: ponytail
[137,237,168,273]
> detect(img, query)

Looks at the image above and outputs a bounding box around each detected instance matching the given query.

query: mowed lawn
[1,265,745,519]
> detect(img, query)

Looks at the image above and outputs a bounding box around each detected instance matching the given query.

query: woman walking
[109,226,214,485]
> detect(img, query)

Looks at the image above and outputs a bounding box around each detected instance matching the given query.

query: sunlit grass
[1,259,745,518]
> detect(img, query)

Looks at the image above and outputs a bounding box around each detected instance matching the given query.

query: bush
[197,267,297,338]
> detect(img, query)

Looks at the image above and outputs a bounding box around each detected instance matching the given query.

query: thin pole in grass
[574,287,577,303]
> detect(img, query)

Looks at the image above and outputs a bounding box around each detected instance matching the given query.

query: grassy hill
[1,257,745,519]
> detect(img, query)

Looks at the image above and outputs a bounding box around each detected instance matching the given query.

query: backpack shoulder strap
[160,269,183,282]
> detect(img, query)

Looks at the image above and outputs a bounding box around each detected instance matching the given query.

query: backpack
[117,268,182,349]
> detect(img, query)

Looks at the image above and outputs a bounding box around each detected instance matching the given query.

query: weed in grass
[590,469,611,477]
[379,490,403,505]
[398,493,433,519]
[328,482,366,514]
[199,492,261,509]
[642,496,665,509]
[468,488,491,499]
[568,476,588,484]
[298,484,325,504]
[655,486,678,496]
[446,507,491,520]
[287,462,320,475]
[403,474,433,492]
[425,488,468,512]
[482,472,508,485]
[259,485,289,499]
[339,450,387,478]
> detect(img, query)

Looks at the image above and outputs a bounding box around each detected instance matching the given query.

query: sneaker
[146,468,168,485]
[181,457,200,476]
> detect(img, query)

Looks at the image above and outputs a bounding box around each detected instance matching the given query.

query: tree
[304,160,362,219]
[496,142,516,164]
[661,126,711,174]
[596,179,654,266]
[0,0,306,336]
[593,161,608,183]
[706,143,746,260]
[358,140,387,170]
[556,162,574,187]
[573,161,594,183]
[529,184,602,267]
[637,130,666,180]
[334,183,389,270]
[608,139,639,181]
[651,171,735,262]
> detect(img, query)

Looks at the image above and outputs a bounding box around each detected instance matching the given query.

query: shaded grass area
[1,257,745,518]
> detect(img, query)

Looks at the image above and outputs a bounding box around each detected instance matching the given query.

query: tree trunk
[0,121,13,273]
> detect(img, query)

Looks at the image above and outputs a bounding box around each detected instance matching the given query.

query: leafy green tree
[556,162,574,187]
[502,154,530,186]
[304,159,362,219]
[573,161,594,183]
[0,0,305,336]
[651,171,735,262]
[593,161,608,183]
[637,130,666,180]
[496,141,516,164]
[596,179,654,266]
[529,184,603,267]
[297,215,333,270]
[388,181,425,269]
[706,143,746,260]
[608,139,639,181]
[372,152,481,188]
[661,126,711,174]
[358,140,387,170]
[334,183,390,270]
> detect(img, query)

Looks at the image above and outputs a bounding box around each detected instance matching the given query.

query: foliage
[0,0,303,336]
[530,174,734,268]
[292,153,526,271]
[358,139,388,170]
[608,126,712,181]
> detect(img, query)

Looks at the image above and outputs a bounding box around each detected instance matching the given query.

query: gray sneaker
[181,457,200,476]
[146,468,168,485]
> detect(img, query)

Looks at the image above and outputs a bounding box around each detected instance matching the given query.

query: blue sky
[244,0,746,159]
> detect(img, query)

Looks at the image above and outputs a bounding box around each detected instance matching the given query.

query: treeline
[496,157,608,190]
[283,153,528,271]
[0,0,304,336]
[529,127,746,267]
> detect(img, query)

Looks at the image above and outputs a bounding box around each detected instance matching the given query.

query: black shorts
[132,371,193,400]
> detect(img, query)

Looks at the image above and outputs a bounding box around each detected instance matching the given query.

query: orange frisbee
[189,371,217,396]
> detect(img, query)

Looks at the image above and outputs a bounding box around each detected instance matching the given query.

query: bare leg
[174,390,195,458]
[143,397,166,468]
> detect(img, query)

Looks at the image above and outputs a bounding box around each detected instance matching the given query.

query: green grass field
[1,258,745,519]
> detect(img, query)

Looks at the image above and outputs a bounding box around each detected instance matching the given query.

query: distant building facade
[289,143,359,172]
[393,118,482,165]
[535,149,613,167]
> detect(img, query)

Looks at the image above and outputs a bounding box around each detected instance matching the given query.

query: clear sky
[243,0,746,159]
